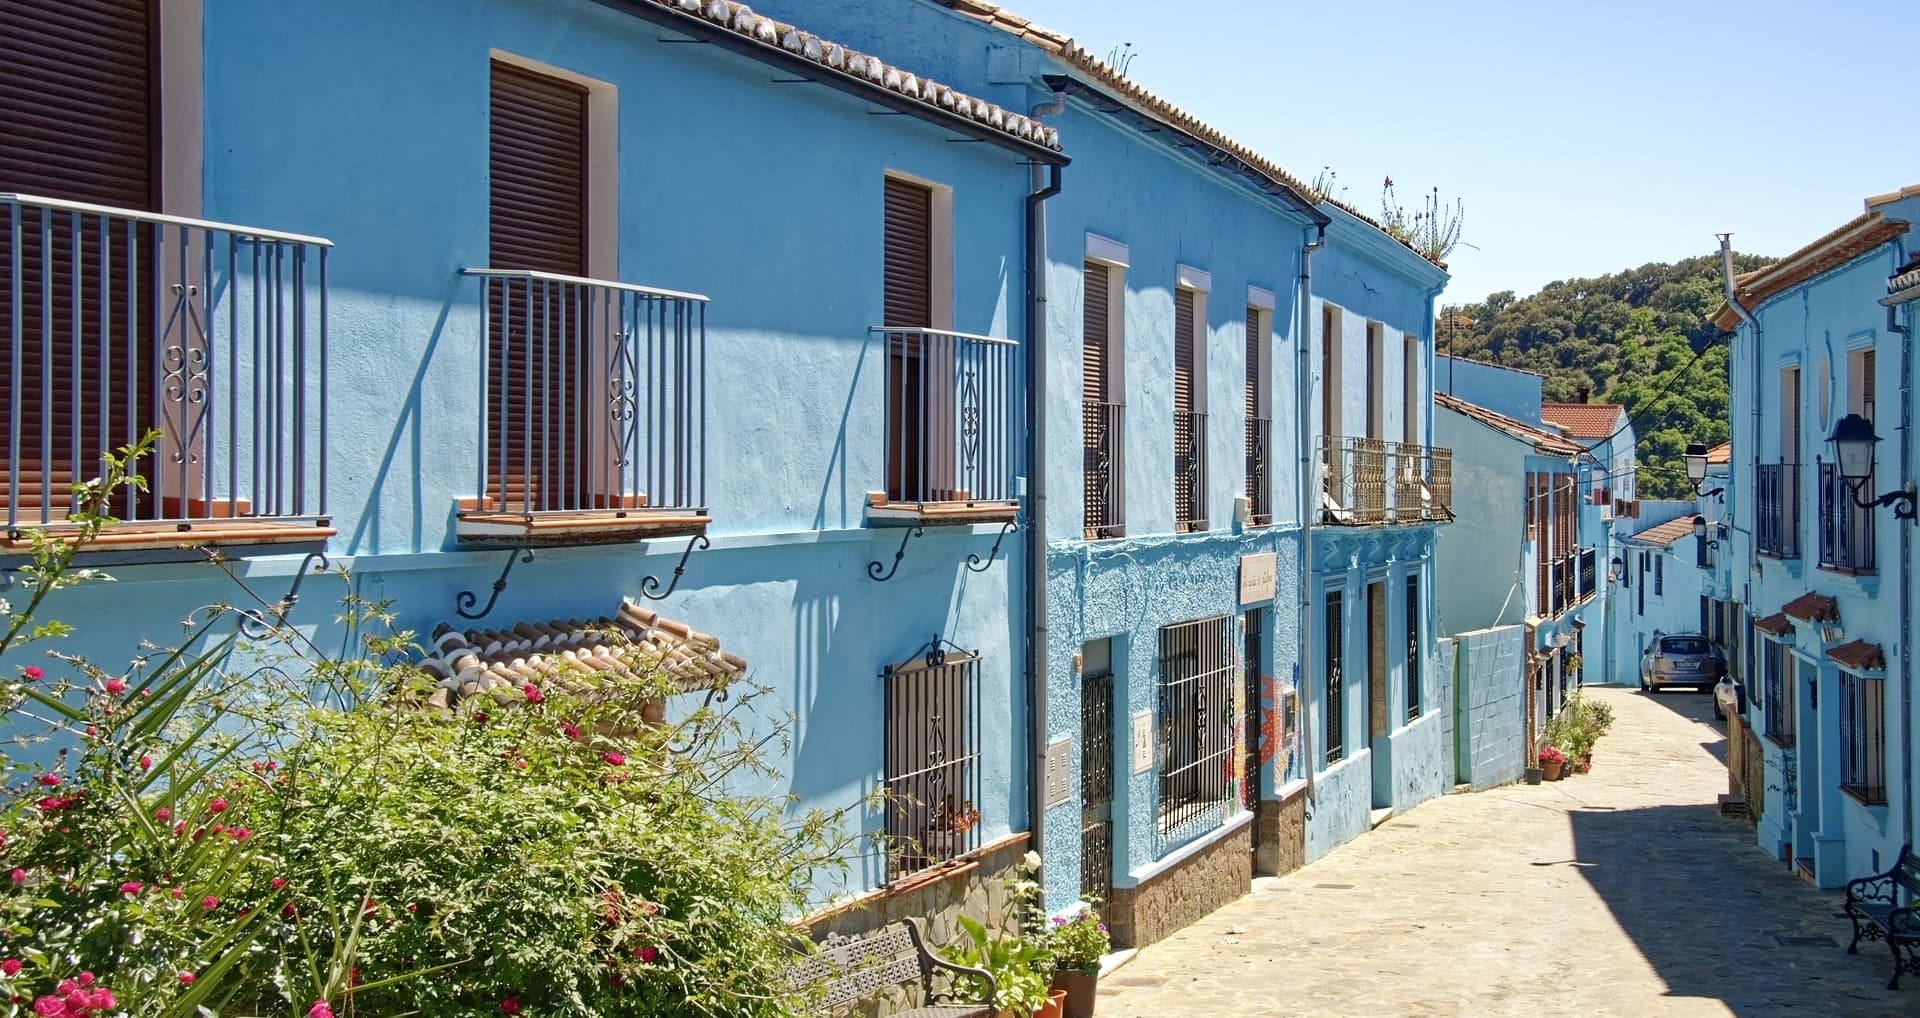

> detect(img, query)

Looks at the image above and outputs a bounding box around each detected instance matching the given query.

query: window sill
[1083,525,1127,541]
[454,502,709,547]
[1816,563,1877,578]
[865,493,1017,528]
[1841,785,1889,811]
[1,519,335,557]
[1764,733,1797,750]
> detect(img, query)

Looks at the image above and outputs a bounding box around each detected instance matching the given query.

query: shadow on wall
[1567,800,1901,1013]
[348,281,461,556]
[811,333,868,532]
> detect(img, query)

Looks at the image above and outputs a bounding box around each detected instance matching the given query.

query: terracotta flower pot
[1052,969,1098,1018]
[1541,758,1564,781]
[1032,988,1068,1018]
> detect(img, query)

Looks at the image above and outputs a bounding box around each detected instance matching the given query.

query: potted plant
[1538,745,1566,781]
[1045,906,1110,1018]
[923,798,981,863]
[943,916,1054,1018]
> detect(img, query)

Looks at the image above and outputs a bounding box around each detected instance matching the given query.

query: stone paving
[1096,688,1917,1017]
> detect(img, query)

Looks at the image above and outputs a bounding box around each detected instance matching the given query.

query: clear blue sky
[999,0,1920,306]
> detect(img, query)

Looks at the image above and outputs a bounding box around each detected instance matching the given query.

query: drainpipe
[1719,235,1761,634]
[1297,222,1326,804]
[1881,237,1913,847]
[1023,82,1065,863]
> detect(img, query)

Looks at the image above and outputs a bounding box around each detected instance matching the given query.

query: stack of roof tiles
[419,599,746,709]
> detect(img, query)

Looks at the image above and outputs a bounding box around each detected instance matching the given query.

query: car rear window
[1661,637,1711,655]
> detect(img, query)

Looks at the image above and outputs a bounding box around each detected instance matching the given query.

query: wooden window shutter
[0,0,155,519]
[1173,288,1198,528]
[882,178,934,500]
[1083,261,1108,403]
[1244,305,1260,421]
[883,178,933,329]
[487,60,587,512]
[1173,289,1195,416]
[1861,349,1876,421]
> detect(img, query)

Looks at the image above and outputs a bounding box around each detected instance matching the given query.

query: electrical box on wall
[1131,712,1153,774]
[1045,737,1073,808]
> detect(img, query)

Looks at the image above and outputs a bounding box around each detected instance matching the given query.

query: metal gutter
[1718,236,1762,661]
[592,0,1069,166]
[1022,138,1063,864]
[1881,238,1914,847]
[1297,222,1326,804]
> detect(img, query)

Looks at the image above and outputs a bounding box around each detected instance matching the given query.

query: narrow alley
[1096,688,1914,1017]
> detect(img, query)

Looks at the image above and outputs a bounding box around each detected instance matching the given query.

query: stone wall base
[1108,823,1251,949]
[1255,790,1307,876]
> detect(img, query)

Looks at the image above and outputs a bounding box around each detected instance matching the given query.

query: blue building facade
[1716,186,1919,888]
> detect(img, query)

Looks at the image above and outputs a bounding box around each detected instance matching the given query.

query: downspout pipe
[1023,82,1065,867]
[1718,235,1760,610]
[1297,222,1326,804]
[1879,239,1913,848]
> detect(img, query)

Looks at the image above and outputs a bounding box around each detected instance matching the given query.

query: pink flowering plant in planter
[0,436,865,1017]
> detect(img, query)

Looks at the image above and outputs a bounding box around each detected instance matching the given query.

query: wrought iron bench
[787,917,996,1017]
[1844,844,1920,988]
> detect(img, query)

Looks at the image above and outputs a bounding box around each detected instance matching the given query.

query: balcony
[1320,436,1454,525]
[1175,411,1208,533]
[1538,549,1596,619]
[1083,400,1124,539]
[456,268,710,545]
[1817,461,1875,574]
[1246,416,1272,526]
[867,327,1019,528]
[1755,462,1800,559]
[1,193,333,552]
[1578,547,1597,600]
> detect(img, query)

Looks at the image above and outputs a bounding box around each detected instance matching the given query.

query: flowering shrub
[0,438,860,1017]
[1537,745,1565,766]
[1046,908,1109,973]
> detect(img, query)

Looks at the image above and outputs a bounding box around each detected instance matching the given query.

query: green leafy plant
[942,916,1049,1015]
[1045,907,1109,974]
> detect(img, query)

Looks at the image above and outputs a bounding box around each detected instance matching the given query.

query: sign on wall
[1131,711,1154,774]
[1240,552,1277,605]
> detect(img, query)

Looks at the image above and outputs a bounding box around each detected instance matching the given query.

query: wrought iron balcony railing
[1175,411,1208,532]
[1246,415,1272,526]
[872,327,1018,518]
[461,268,708,529]
[1320,436,1453,525]
[1,193,331,538]
[1083,400,1124,539]
[1817,461,1875,574]
[1755,462,1800,559]
[1578,547,1597,600]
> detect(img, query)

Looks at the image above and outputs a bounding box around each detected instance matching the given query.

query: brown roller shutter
[1083,261,1108,402]
[1174,288,1197,528]
[1244,305,1259,421]
[1173,288,1195,417]
[883,177,933,500]
[488,60,587,512]
[0,0,155,521]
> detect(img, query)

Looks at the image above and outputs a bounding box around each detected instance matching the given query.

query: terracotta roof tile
[640,0,1059,152]
[1781,592,1839,624]
[1866,183,1920,208]
[925,0,1437,265]
[1705,441,1731,465]
[1753,612,1792,637]
[1624,515,1696,549]
[1540,403,1626,440]
[419,599,746,709]
[1435,392,1585,456]
[1826,639,1886,673]
[1711,211,1909,329]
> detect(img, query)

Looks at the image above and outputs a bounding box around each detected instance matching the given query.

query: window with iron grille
[882,647,981,882]
[1156,616,1234,840]
[1404,574,1421,722]
[1324,592,1344,765]
[1763,641,1794,746]
[1083,259,1125,539]
[1839,672,1885,804]
[1654,554,1664,596]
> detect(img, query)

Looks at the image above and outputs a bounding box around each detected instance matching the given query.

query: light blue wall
[1432,410,1529,636]
[1451,625,1528,789]
[1436,355,1543,425]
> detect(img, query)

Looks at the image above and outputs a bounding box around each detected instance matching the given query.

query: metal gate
[1242,609,1263,809]
[1080,668,1114,905]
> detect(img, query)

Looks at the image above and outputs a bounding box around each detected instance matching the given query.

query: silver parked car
[1640,633,1726,692]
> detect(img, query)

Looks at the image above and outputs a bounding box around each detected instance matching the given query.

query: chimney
[1575,386,1590,404]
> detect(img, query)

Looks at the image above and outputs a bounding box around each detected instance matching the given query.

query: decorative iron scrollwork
[637,534,710,601]
[455,547,535,621]
[237,551,331,638]
[867,526,924,583]
[964,520,1016,573]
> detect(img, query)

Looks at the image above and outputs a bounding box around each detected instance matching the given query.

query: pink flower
[602,752,626,767]
[74,975,90,990]
[270,877,286,891]
[138,756,152,771]
[308,1002,334,1018]
[522,684,544,704]
[31,994,64,1016]
[207,799,227,814]
[9,869,24,886]
[561,723,581,741]
[35,774,59,788]
[170,888,183,900]
[1,958,20,976]
[230,826,250,841]
[636,946,658,963]
[499,998,520,1015]
[20,666,41,682]
[103,679,125,695]
[201,895,218,911]
[172,822,186,837]
[88,989,114,1011]
[119,882,142,895]
[154,808,170,821]
[176,972,194,985]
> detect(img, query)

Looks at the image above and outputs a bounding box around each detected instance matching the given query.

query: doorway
[1367,580,1391,808]
[1079,640,1115,906]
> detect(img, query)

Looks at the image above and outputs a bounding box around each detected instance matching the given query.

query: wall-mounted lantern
[1827,413,1917,522]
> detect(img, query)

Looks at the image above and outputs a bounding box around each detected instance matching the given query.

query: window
[1637,553,1646,617]
[1241,609,1265,808]
[1654,554,1664,596]
[882,647,981,881]
[1763,641,1794,746]
[1321,304,1343,440]
[1782,366,1801,462]
[1173,282,1208,533]
[1245,301,1272,526]
[882,176,935,502]
[1405,574,1422,722]
[1848,347,1877,425]
[1323,591,1344,765]
[1082,257,1125,538]
[1156,616,1233,840]
[1839,672,1885,804]
[1365,321,1384,440]
[1403,334,1419,446]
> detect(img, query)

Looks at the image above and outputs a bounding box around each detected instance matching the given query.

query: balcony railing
[1083,400,1124,539]
[461,268,707,533]
[873,327,1018,521]
[1817,461,1875,574]
[2,193,331,538]
[1538,549,1593,618]
[1320,436,1453,525]
[1175,411,1208,532]
[1756,462,1800,559]
[1246,416,1272,526]
[1578,547,1596,599]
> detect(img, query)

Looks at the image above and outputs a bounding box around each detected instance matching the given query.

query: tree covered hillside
[1441,253,1772,498]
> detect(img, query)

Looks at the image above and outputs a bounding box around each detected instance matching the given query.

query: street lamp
[1689,514,1721,549]
[1608,556,1623,582]
[1827,413,1917,521]
[1683,442,1725,499]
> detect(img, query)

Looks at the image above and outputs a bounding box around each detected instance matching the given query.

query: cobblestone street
[1097,687,1916,1017]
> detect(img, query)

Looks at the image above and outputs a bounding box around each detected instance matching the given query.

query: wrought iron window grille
[1155,615,1234,845]
[881,636,982,883]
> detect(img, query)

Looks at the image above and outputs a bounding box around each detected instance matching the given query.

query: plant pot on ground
[1044,906,1109,1018]
[1538,747,1566,781]
[1525,767,1544,785]
[1031,988,1068,1018]
[1051,969,1098,1018]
